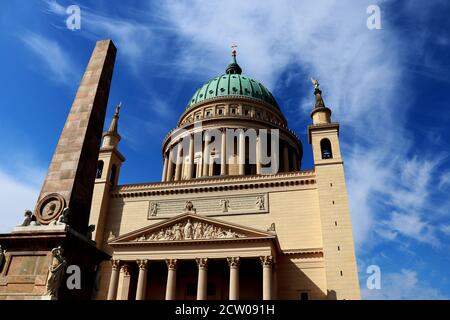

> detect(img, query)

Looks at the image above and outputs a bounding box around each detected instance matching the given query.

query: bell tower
[89,103,125,248]
[308,79,360,300]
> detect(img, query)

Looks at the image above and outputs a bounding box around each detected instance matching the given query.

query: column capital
[196,258,208,269]
[260,255,274,267]
[227,257,240,268]
[120,264,130,275]
[137,259,149,270]
[166,259,178,270]
[111,259,121,271]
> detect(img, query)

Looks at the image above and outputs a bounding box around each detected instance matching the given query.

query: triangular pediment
[109,213,275,245]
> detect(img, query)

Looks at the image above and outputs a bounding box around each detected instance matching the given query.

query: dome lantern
[225,45,242,75]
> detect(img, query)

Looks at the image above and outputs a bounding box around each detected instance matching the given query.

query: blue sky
[1,0,449,299]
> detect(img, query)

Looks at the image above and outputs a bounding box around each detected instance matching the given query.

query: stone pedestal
[0,228,109,300]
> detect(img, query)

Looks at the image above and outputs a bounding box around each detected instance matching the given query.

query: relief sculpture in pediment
[135,219,246,242]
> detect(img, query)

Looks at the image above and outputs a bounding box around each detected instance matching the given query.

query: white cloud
[439,171,450,190]
[378,211,439,247]
[20,31,77,84]
[362,269,447,300]
[0,169,41,233]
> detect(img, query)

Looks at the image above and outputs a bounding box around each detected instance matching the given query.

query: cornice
[111,170,316,198]
[110,236,276,248]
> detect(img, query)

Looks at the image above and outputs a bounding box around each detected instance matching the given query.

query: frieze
[147,193,268,219]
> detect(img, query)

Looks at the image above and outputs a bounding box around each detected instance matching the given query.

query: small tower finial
[311,78,326,109]
[311,78,320,91]
[102,101,122,149]
[115,101,122,116]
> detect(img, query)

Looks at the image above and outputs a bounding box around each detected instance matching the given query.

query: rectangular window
[299,291,309,300]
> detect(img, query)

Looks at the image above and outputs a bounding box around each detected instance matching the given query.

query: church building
[0,40,360,300]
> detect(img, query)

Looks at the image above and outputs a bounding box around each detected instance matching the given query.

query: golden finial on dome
[231,44,237,57]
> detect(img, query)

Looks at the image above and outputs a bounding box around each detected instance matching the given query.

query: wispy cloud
[439,171,450,189]
[378,212,440,247]
[20,31,77,84]
[45,0,155,72]
[362,269,447,300]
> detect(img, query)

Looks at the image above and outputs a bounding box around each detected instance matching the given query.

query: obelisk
[34,40,116,235]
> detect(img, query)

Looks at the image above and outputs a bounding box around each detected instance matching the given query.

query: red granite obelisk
[34,40,117,234]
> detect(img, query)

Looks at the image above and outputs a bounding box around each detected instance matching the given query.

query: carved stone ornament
[137,259,148,270]
[120,264,130,276]
[196,258,208,269]
[255,195,265,210]
[111,259,121,271]
[183,200,196,213]
[49,207,70,226]
[21,210,32,226]
[227,257,240,268]
[135,219,246,242]
[35,193,66,225]
[45,246,67,298]
[220,199,230,213]
[149,202,159,216]
[166,259,177,270]
[260,255,274,267]
[108,231,116,241]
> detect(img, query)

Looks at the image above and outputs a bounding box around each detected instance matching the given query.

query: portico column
[227,257,240,300]
[256,136,261,174]
[135,259,149,300]
[175,144,182,181]
[117,264,131,300]
[165,259,177,300]
[260,256,273,300]
[162,154,168,182]
[107,259,120,300]
[196,258,208,300]
[283,143,289,172]
[188,134,195,179]
[202,133,210,177]
[167,147,174,181]
[220,129,227,175]
[239,130,245,175]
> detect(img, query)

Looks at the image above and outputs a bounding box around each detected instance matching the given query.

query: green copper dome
[187,52,279,109]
